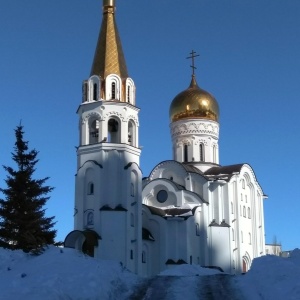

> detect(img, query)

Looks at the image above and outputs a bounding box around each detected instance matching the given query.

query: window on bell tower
[93,83,98,100]
[127,86,130,103]
[108,118,120,143]
[89,120,99,144]
[112,82,116,99]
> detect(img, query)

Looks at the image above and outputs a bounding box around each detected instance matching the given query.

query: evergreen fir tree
[0,125,56,253]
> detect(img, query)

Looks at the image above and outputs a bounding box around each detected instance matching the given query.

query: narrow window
[242,179,245,189]
[241,231,243,243]
[199,143,204,162]
[130,250,133,260]
[131,183,135,197]
[196,224,200,236]
[184,144,188,162]
[112,82,116,99]
[241,194,243,201]
[248,207,251,219]
[231,202,234,214]
[88,182,94,195]
[127,86,131,103]
[243,206,246,217]
[213,145,217,163]
[190,256,193,265]
[93,83,98,100]
[245,195,248,203]
[142,251,146,263]
[232,228,235,241]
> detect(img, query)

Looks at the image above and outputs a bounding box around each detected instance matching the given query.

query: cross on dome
[186,50,200,76]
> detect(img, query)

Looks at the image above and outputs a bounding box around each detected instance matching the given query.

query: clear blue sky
[1,0,300,249]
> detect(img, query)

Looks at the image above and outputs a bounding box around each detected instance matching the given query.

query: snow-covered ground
[0,246,299,300]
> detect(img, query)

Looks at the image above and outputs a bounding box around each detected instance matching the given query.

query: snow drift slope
[1,246,300,300]
[0,246,138,300]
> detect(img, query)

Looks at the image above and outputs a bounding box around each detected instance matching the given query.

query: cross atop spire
[186,50,200,76]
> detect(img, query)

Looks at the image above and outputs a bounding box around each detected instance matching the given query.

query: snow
[1,246,300,299]
[159,264,221,276]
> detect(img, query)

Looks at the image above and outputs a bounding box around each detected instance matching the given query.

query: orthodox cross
[186,50,199,76]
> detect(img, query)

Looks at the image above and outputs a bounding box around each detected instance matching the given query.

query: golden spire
[90,0,128,78]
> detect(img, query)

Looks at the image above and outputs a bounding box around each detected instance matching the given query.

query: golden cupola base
[169,75,219,123]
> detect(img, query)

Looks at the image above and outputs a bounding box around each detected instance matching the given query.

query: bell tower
[73,0,142,275]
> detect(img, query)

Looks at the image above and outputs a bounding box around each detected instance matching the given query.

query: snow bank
[1,246,300,300]
[0,246,138,300]
[238,249,300,300]
[159,264,221,276]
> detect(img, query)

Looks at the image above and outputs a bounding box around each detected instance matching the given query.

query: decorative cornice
[171,121,219,138]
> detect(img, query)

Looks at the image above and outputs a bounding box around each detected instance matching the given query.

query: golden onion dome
[169,76,219,123]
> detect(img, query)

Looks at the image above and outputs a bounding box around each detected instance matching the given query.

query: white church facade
[65,0,266,277]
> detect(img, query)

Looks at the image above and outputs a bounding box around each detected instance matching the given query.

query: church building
[65,0,266,277]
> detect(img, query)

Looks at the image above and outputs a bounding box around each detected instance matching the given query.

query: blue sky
[1,0,300,249]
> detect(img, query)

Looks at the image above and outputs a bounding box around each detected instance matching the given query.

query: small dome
[169,76,219,123]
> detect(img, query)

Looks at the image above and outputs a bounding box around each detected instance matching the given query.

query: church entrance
[64,230,100,257]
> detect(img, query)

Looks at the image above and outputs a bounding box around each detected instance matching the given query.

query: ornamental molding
[104,111,125,121]
[127,114,139,126]
[82,111,102,124]
[171,122,219,138]
[194,139,208,146]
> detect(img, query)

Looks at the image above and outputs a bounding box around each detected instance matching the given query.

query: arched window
[88,182,94,195]
[130,250,133,260]
[87,212,94,227]
[128,120,136,146]
[126,78,135,104]
[248,207,251,219]
[111,82,116,99]
[142,251,146,263]
[213,145,217,163]
[242,179,245,189]
[232,228,235,241]
[88,75,100,102]
[127,86,130,102]
[243,206,246,217]
[108,118,120,143]
[89,120,99,144]
[241,194,243,201]
[93,83,98,100]
[199,143,204,162]
[196,224,200,236]
[184,144,188,162]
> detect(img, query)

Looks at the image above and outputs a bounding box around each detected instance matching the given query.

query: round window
[157,190,168,203]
